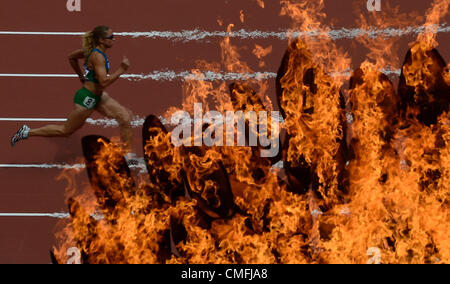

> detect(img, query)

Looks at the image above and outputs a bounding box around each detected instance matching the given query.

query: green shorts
[74,87,101,109]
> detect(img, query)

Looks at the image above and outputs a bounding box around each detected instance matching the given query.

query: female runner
[11,26,135,160]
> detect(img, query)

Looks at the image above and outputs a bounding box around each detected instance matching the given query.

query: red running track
[0,0,449,263]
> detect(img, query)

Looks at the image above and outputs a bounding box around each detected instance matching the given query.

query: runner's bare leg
[29,104,94,137]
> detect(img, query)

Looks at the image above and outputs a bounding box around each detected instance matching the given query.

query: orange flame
[54,0,449,264]
[256,0,265,9]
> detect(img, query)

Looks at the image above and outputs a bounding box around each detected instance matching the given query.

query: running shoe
[11,125,30,147]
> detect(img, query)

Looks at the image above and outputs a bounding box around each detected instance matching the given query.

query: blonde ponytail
[82,31,95,57]
[82,26,110,57]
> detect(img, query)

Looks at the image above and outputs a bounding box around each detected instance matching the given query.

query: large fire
[53,0,449,264]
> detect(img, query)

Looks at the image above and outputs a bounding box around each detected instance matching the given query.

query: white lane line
[0,162,148,173]
[0,32,84,36]
[0,213,70,219]
[0,118,67,122]
[0,74,76,78]
[0,164,85,170]
[0,113,286,127]
[0,117,147,128]
[0,71,277,81]
[0,67,402,82]
[0,212,105,220]
[123,71,276,81]
[0,24,448,41]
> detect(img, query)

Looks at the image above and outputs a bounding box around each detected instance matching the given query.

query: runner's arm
[92,52,129,88]
[68,49,86,82]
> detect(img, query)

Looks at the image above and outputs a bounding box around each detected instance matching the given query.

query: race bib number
[83,97,96,109]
